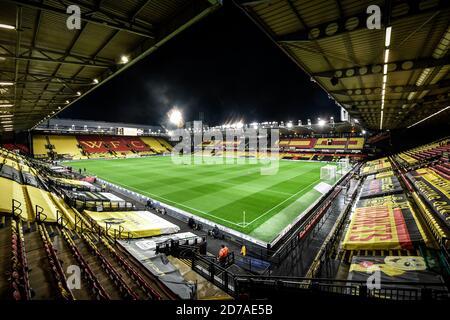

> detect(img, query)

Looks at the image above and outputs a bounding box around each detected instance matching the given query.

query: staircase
[0,216,11,299]
[23,223,58,299]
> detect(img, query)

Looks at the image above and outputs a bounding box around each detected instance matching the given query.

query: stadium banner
[365,170,395,180]
[375,170,395,179]
[360,176,403,199]
[347,256,445,289]
[50,176,96,189]
[361,157,392,175]
[99,192,125,202]
[407,169,450,228]
[84,210,180,238]
[342,194,428,250]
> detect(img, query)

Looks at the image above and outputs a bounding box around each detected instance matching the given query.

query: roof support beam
[48,0,221,124]
[350,94,450,106]
[0,53,111,68]
[13,6,22,111]
[3,0,155,38]
[235,0,273,6]
[0,40,115,66]
[277,0,450,42]
[14,80,92,85]
[329,79,450,95]
[0,69,92,82]
[313,56,450,78]
[63,0,154,29]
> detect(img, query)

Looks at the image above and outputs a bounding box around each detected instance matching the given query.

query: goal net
[320,165,337,181]
[338,158,351,173]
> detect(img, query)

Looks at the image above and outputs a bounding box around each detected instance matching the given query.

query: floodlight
[168,108,183,127]
[120,55,129,64]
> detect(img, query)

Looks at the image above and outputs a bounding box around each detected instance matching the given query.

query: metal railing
[188,251,449,300]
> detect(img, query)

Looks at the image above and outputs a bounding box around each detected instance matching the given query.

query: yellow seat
[48,135,83,159]
[33,135,48,157]
[314,138,348,149]
[140,137,169,153]
[25,185,59,222]
[347,137,365,149]
[0,177,31,220]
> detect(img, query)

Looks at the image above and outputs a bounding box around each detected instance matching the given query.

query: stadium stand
[156,137,173,152]
[347,138,365,150]
[2,144,29,154]
[395,138,450,167]
[278,139,290,148]
[30,134,172,160]
[131,137,171,154]
[314,138,348,149]
[77,135,110,155]
[341,193,430,251]
[338,139,450,270]
[33,135,49,158]
[289,138,316,149]
[407,168,450,231]
[361,157,392,175]
[48,135,84,160]
[2,130,450,301]
[278,137,365,150]
[0,147,191,300]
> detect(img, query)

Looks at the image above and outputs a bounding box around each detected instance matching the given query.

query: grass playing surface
[69,156,340,243]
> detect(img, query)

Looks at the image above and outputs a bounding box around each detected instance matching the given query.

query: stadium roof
[236,0,450,130]
[0,0,221,133]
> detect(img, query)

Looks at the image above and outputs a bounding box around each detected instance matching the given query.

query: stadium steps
[22,224,59,299]
[0,216,11,299]
[112,242,176,300]
[91,235,150,299]
[179,258,192,268]
[46,226,96,300]
[72,236,123,299]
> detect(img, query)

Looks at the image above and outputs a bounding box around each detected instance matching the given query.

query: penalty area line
[245,178,320,227]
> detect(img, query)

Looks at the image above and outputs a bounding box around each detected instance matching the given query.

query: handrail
[189,249,449,300]
[60,228,110,300]
[81,233,139,300]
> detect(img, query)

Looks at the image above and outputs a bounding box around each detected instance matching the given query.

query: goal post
[320,165,337,181]
[337,158,351,174]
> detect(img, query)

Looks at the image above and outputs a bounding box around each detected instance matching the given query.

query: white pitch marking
[100,179,243,227]
[245,178,320,227]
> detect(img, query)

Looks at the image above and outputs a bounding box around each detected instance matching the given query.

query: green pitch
[69,156,340,243]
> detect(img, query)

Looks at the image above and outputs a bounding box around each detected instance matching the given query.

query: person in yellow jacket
[240,244,247,257]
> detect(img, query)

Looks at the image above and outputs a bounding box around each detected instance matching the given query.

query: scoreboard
[116,127,143,136]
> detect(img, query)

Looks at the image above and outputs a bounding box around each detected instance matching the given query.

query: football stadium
[0,0,450,309]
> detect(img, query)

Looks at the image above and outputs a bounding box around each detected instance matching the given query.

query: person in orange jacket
[218,244,229,266]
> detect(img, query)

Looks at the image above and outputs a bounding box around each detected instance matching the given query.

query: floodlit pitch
[69,156,343,243]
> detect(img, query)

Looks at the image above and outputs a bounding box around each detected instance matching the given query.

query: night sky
[60,2,339,127]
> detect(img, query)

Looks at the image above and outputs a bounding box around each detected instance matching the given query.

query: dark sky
[60,2,339,127]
